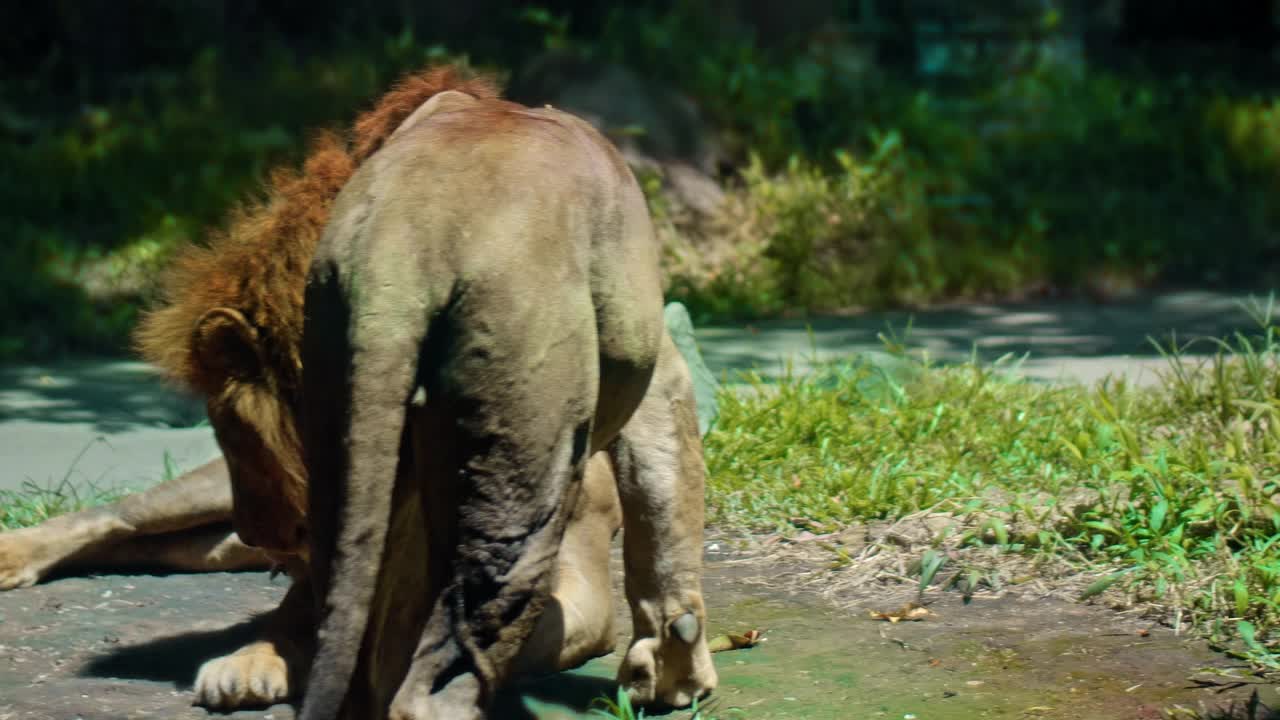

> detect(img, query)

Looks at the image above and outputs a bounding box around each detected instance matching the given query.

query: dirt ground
[0,543,1276,719]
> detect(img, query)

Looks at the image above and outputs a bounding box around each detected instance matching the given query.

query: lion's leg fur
[301,246,607,719]
[511,452,622,676]
[610,332,719,707]
[388,384,597,719]
[0,458,269,589]
[71,522,270,575]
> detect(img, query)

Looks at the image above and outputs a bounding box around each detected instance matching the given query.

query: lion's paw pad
[193,647,290,709]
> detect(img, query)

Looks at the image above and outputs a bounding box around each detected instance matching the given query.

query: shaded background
[3,0,1279,359]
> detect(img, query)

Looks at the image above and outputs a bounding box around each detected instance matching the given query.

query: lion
[0,64,716,716]
[294,68,716,719]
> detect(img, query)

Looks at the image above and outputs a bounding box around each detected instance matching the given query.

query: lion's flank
[134,64,502,398]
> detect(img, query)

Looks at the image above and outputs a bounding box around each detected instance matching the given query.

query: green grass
[706,297,1280,670]
[589,687,738,720]
[0,440,173,530]
[0,479,126,531]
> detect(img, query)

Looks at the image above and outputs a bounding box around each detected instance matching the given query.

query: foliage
[663,134,1041,321]
[0,34,477,359]
[610,0,1280,315]
[5,1,1280,358]
[706,298,1280,669]
[589,686,732,720]
[0,479,126,531]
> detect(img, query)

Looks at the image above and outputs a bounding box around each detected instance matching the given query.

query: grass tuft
[588,687,736,720]
[0,479,126,531]
[0,437,134,530]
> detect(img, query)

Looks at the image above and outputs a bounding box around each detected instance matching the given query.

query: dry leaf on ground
[708,629,763,653]
[868,601,934,623]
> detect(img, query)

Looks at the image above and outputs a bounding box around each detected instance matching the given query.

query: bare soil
[0,543,1276,719]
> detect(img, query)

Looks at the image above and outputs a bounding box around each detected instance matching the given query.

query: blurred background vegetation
[3,0,1280,360]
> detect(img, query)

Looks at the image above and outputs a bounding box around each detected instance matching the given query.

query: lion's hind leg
[611,332,717,708]
[512,451,622,677]
[386,304,600,720]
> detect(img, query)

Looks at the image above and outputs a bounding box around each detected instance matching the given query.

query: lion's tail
[297,259,436,720]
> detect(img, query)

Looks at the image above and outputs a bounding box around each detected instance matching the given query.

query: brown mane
[134,65,502,399]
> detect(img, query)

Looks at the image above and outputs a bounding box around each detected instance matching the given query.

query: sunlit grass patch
[705,297,1280,670]
[0,479,126,531]
[588,686,736,720]
[0,439,171,530]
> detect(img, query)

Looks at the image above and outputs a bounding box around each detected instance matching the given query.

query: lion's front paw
[193,643,291,710]
[618,611,717,709]
[0,528,58,590]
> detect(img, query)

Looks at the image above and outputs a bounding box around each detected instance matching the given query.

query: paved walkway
[0,291,1268,494]
[698,289,1266,386]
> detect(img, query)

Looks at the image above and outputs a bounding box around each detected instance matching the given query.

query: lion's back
[320,99,648,277]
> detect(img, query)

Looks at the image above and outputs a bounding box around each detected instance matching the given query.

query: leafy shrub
[0,37,478,358]
[605,0,1280,304]
[661,132,1043,321]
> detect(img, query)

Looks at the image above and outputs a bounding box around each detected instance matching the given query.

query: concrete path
[1,290,1267,493]
[698,289,1268,387]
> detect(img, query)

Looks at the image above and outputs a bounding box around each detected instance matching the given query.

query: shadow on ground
[699,291,1272,383]
[81,617,266,687]
[0,359,205,434]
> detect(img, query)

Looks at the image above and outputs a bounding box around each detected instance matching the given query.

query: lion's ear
[388,90,478,143]
[192,307,261,381]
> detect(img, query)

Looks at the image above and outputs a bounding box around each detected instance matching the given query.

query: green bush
[0,36,477,359]
[607,0,1280,308]
[663,133,1043,322]
[6,3,1280,357]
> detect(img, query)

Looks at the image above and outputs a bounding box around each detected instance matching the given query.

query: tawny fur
[133,65,502,400]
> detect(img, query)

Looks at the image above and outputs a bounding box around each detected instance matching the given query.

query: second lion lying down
[0,64,716,716]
